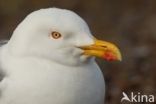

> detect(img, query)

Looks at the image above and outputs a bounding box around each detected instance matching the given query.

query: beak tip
[118,57,122,61]
[117,51,122,61]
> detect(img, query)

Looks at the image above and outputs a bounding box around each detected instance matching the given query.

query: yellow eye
[51,31,62,39]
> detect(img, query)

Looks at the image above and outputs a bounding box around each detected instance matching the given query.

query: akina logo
[121,92,155,103]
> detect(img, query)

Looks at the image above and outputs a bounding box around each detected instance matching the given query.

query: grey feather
[0,40,8,81]
[0,40,8,46]
[0,40,8,97]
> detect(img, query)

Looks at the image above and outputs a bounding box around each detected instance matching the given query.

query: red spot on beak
[103,52,117,61]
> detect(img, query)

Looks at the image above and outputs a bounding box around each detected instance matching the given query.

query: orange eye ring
[51,31,62,39]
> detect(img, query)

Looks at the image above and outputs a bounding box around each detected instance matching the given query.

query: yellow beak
[80,39,122,61]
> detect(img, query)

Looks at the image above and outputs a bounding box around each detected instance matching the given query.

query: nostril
[102,46,107,49]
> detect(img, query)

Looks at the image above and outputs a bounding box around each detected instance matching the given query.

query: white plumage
[0,8,105,104]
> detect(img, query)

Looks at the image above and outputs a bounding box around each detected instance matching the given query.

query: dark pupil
[55,33,58,37]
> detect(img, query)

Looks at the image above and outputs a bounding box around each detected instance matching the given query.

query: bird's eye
[51,31,62,39]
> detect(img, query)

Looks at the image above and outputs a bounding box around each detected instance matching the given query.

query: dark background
[0,0,155,104]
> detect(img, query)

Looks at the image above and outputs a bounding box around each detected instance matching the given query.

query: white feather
[0,8,105,104]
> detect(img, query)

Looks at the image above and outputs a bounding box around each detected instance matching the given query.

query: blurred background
[0,0,155,103]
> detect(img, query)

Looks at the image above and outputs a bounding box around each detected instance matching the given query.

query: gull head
[8,8,122,66]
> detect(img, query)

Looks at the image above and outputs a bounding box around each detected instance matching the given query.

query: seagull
[0,8,121,104]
